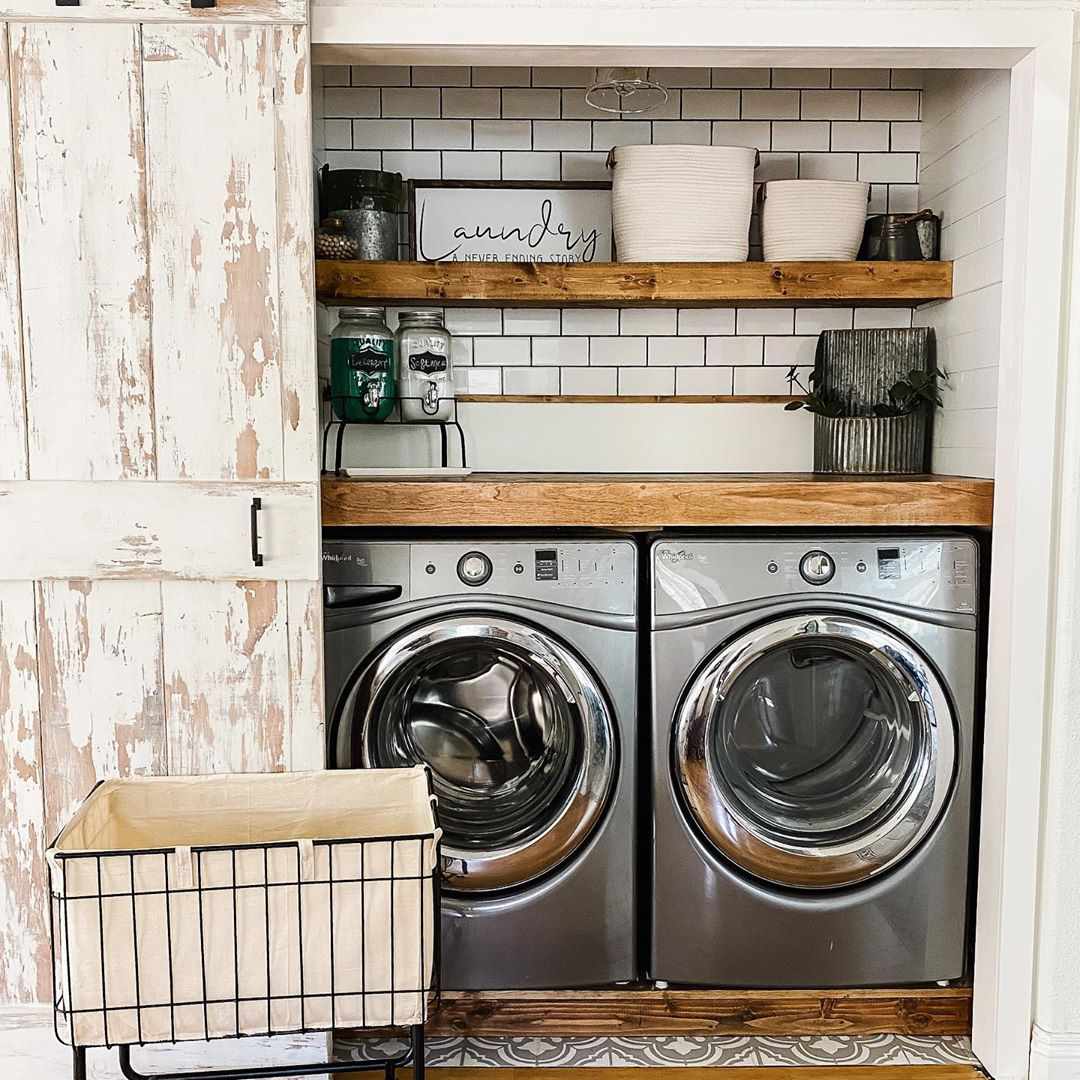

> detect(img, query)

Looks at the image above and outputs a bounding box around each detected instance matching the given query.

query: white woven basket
[761,179,870,261]
[610,144,758,261]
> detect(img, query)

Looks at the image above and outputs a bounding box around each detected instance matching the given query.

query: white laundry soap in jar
[396,310,454,422]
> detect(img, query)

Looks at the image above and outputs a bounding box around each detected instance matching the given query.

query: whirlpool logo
[658,548,697,564]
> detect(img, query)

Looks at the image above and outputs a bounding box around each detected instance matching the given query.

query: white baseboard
[1030,1026,1080,1080]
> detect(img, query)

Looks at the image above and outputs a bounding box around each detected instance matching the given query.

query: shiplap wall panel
[35,581,166,842]
[163,580,292,774]
[143,26,285,482]
[0,0,305,20]
[274,26,321,483]
[0,25,28,483]
[0,583,50,1003]
[11,24,155,482]
[0,481,319,581]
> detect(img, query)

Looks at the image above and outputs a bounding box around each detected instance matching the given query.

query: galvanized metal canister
[813,413,928,474]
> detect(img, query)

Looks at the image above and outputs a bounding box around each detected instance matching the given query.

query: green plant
[784,366,948,418]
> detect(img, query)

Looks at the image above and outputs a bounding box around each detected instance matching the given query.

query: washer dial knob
[457,551,493,586]
[799,550,835,586]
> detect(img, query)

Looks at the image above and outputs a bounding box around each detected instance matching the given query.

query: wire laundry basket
[47,767,441,1080]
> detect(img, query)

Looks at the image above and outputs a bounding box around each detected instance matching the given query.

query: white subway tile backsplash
[858,152,919,183]
[533,121,592,151]
[353,119,413,150]
[413,120,472,150]
[474,120,532,150]
[442,150,501,179]
[445,308,503,335]
[562,309,619,335]
[502,152,561,180]
[652,121,712,145]
[621,308,678,335]
[619,367,675,395]
[830,121,890,151]
[707,336,765,365]
[317,65,923,401]
[773,68,831,89]
[794,307,854,335]
[443,88,501,118]
[532,337,589,366]
[678,309,736,335]
[649,337,705,366]
[350,66,410,87]
[381,87,440,118]
[765,335,817,367]
[504,367,561,394]
[472,67,532,87]
[592,120,652,152]
[591,337,646,366]
[501,89,561,119]
[474,337,531,366]
[860,90,921,120]
[742,90,800,120]
[711,120,772,151]
[562,367,618,394]
[737,308,795,335]
[800,89,860,120]
[890,69,925,90]
[682,90,740,119]
[676,367,735,394]
[772,121,831,152]
[324,87,381,118]
[503,309,561,336]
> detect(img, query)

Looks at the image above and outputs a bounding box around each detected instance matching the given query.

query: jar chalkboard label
[347,343,393,373]
[408,350,448,374]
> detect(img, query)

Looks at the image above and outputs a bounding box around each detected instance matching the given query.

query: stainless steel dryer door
[673,612,956,889]
[348,615,617,894]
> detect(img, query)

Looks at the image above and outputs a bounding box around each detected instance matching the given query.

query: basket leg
[72,1046,87,1080]
[412,1025,425,1080]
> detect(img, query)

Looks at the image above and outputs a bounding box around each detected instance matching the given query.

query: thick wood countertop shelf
[315,260,953,307]
[426,986,972,1036]
[321,473,994,529]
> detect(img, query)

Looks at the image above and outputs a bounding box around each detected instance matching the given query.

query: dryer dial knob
[457,551,493,586]
[799,550,835,585]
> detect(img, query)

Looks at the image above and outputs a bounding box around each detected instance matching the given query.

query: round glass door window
[673,613,956,888]
[340,616,616,893]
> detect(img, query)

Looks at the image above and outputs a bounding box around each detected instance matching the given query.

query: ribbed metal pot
[814,413,928,474]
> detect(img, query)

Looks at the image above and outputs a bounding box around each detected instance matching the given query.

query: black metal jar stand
[322,394,467,474]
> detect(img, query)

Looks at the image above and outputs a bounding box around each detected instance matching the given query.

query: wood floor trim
[427,988,973,1037]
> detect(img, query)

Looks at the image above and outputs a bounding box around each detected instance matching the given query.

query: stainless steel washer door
[350,615,616,894]
[673,612,956,889]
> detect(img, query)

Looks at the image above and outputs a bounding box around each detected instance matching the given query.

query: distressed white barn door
[0,17,321,1005]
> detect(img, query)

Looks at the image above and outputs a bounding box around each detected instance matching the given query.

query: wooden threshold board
[315,260,953,307]
[346,1070,981,1080]
[321,473,994,529]
[426,988,972,1038]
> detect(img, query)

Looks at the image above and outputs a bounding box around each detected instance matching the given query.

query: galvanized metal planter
[814,412,928,474]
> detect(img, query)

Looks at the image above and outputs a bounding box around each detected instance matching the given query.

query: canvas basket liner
[47,767,440,1048]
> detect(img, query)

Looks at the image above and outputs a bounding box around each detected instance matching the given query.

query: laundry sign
[409,180,613,263]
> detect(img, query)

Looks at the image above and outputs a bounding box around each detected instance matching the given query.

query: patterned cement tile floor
[335,1035,979,1068]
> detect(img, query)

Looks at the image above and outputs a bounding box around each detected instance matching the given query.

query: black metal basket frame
[321,393,467,473]
[49,773,442,1080]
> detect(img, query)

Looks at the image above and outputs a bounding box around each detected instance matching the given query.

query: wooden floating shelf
[424,986,972,1037]
[315,259,953,307]
[321,473,994,530]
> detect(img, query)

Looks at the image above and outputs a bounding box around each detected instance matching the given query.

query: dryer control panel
[654,537,979,617]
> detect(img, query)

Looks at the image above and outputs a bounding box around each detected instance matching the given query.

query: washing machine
[650,535,979,987]
[324,536,637,989]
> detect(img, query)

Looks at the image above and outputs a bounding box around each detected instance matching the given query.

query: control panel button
[856,560,867,573]
[425,563,437,575]
[799,550,835,586]
[513,562,525,575]
[457,551,492,586]
[767,561,779,575]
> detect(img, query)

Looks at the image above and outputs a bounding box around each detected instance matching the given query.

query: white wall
[916,69,1009,479]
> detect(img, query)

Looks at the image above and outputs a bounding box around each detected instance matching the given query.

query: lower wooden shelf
[321,473,994,529]
[426,987,973,1037]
